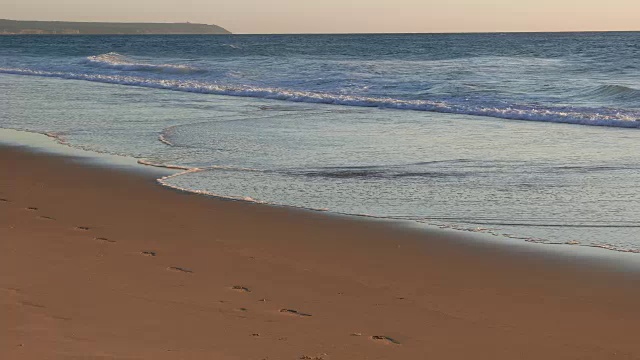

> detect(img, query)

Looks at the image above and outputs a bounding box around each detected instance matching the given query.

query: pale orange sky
[1,0,639,34]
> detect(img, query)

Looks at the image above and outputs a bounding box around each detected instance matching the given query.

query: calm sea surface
[2,33,640,252]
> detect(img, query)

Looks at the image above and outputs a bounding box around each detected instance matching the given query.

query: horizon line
[3,19,639,35]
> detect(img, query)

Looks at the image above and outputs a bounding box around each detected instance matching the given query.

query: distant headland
[0,19,231,35]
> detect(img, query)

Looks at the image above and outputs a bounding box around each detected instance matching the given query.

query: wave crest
[2,66,640,128]
[84,52,203,74]
[581,84,640,103]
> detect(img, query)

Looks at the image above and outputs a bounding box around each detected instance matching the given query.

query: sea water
[1,33,640,252]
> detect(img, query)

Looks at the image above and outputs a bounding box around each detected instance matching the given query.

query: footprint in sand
[370,335,401,345]
[94,237,116,243]
[141,251,157,257]
[300,355,327,360]
[3,287,21,296]
[75,226,90,231]
[280,309,312,317]
[18,300,46,309]
[167,266,193,273]
[231,286,251,293]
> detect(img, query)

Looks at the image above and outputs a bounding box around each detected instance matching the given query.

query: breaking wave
[1,66,639,128]
[84,52,203,74]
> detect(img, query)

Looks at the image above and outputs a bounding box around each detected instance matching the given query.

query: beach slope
[1,145,640,359]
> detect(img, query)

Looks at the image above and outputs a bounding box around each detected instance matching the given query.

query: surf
[1,66,639,129]
[83,52,204,74]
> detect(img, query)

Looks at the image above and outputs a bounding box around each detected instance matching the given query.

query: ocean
[1,33,640,253]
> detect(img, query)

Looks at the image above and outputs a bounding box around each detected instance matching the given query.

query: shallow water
[1,34,640,253]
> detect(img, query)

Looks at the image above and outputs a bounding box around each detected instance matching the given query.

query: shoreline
[3,127,640,268]
[2,132,640,359]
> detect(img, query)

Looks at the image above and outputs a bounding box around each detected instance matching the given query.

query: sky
[1,0,639,34]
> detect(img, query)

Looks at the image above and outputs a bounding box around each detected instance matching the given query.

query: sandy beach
[2,143,640,360]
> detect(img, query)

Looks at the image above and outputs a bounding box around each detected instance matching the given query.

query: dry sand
[2,144,640,360]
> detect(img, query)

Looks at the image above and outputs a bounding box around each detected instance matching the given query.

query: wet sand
[2,144,640,360]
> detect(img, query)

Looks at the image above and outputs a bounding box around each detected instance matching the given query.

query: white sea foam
[44,131,70,146]
[150,165,269,205]
[2,67,639,128]
[84,53,203,74]
[158,135,173,146]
